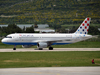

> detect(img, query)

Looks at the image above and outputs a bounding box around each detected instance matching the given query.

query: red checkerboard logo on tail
[75,18,91,34]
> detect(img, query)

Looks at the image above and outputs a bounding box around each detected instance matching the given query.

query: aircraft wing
[32,39,63,43]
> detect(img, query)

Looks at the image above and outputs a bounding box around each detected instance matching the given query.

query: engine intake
[37,43,48,48]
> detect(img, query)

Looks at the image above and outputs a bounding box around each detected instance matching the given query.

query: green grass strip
[0,51,100,68]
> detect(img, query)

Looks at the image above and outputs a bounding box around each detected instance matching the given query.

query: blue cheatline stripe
[2,42,38,45]
[2,42,72,45]
[51,43,71,45]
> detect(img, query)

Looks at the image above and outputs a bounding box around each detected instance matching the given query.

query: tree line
[0,24,39,37]
[0,23,100,37]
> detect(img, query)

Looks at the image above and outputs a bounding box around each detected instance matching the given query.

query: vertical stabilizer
[75,18,91,34]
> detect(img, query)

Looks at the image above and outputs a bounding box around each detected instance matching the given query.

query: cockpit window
[6,36,12,38]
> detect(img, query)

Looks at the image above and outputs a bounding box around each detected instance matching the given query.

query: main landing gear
[49,46,53,50]
[39,48,43,50]
[36,46,53,50]
[38,47,53,50]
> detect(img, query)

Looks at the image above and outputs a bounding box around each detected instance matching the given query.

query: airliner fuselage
[2,33,92,48]
[1,18,92,50]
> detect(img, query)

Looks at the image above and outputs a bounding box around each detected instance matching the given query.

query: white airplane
[1,18,92,50]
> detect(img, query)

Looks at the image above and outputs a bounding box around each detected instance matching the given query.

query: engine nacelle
[37,43,48,48]
[22,45,33,48]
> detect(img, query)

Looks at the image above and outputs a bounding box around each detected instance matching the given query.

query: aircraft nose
[1,39,6,43]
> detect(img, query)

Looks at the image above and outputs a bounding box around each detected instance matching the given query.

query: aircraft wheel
[49,47,53,50]
[13,45,16,50]
[13,48,16,50]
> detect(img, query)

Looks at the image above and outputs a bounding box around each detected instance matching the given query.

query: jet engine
[37,43,48,48]
[22,45,33,48]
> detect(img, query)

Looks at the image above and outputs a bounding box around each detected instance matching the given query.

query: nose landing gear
[13,45,16,50]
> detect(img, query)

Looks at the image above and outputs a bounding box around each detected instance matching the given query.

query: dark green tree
[89,26,100,35]
[34,22,38,28]
[7,24,22,33]
[25,25,34,33]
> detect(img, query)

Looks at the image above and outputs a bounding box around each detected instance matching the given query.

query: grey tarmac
[0,67,100,75]
[0,48,100,52]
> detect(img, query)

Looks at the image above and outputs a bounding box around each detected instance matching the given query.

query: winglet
[75,18,91,34]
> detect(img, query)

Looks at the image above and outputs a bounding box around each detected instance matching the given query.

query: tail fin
[75,18,91,34]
